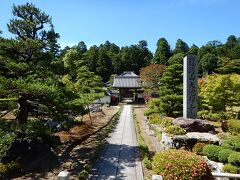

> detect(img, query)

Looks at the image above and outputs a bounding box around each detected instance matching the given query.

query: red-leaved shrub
[152,149,211,179]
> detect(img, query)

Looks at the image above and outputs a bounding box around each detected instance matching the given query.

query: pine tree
[0,3,60,123]
[158,64,183,117]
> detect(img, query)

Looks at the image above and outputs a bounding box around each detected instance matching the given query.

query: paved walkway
[89,105,143,180]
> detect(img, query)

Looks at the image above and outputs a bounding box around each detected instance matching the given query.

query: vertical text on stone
[183,55,198,118]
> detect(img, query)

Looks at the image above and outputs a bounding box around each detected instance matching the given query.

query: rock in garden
[185,132,220,144]
[173,117,215,133]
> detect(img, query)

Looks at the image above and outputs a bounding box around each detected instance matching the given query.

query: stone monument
[183,55,198,118]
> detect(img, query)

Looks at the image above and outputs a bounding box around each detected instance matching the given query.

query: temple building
[113,71,144,103]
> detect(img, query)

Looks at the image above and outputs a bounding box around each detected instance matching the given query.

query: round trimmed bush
[152,149,211,179]
[228,152,240,166]
[222,136,240,151]
[165,125,186,135]
[144,109,158,116]
[148,114,161,125]
[223,164,239,174]
[192,143,206,155]
[202,144,223,161]
[228,119,240,135]
[160,117,173,128]
[218,149,235,163]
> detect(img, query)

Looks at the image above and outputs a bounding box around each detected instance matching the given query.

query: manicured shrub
[0,161,21,177]
[0,100,17,110]
[228,119,240,135]
[165,125,186,135]
[148,114,173,127]
[0,121,14,132]
[144,109,158,116]
[223,164,239,174]
[228,152,240,166]
[221,135,240,151]
[148,113,161,125]
[0,131,15,160]
[202,144,223,161]
[147,98,161,110]
[152,149,211,179]
[192,143,206,155]
[160,117,173,128]
[197,111,222,121]
[143,157,152,169]
[218,149,235,163]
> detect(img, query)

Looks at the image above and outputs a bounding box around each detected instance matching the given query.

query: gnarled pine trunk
[16,93,29,124]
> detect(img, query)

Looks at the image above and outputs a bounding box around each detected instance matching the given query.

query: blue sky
[1,0,240,52]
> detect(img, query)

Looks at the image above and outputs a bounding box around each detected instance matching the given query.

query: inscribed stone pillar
[183,55,198,118]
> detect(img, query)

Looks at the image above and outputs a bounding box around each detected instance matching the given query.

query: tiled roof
[118,71,139,77]
[113,72,141,88]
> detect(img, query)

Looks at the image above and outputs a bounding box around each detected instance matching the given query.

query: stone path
[89,105,143,180]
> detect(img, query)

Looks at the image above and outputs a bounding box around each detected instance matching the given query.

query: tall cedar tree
[173,39,189,55]
[119,40,152,75]
[152,38,171,65]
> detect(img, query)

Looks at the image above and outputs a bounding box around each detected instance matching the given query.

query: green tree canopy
[226,35,238,49]
[0,3,61,123]
[199,53,218,75]
[199,74,240,119]
[158,63,183,117]
[62,48,83,78]
[173,39,189,55]
[168,53,184,65]
[119,41,152,74]
[152,38,171,65]
[8,3,52,40]
[188,44,199,55]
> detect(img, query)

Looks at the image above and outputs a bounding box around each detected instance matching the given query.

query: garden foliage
[192,143,206,155]
[228,152,240,166]
[221,135,240,151]
[227,119,240,135]
[148,114,173,127]
[165,125,186,135]
[223,164,239,174]
[152,149,211,179]
[198,74,240,120]
[202,144,223,161]
[218,149,235,163]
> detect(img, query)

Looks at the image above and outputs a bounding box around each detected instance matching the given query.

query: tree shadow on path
[89,143,142,180]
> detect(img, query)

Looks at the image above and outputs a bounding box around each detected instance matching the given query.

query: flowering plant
[152,149,211,179]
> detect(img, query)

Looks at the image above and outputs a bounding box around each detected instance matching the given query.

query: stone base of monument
[161,132,220,150]
[173,117,215,133]
[148,116,219,150]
